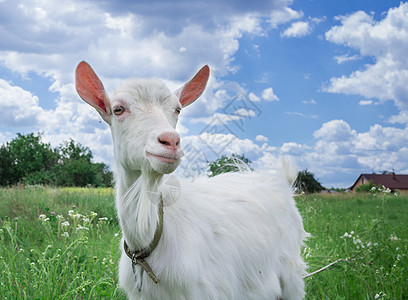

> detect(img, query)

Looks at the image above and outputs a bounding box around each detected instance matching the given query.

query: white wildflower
[77,225,89,231]
[375,292,387,298]
[61,221,70,227]
[38,214,47,221]
[114,233,120,237]
[390,235,399,241]
[62,232,69,238]
[56,215,64,220]
[68,210,74,216]
[99,217,108,221]
[383,187,391,193]
[72,213,82,220]
[90,211,97,217]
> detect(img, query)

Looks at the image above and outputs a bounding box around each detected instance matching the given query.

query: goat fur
[75,61,308,300]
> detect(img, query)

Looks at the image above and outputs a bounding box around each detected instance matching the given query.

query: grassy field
[297,193,407,299]
[0,187,407,299]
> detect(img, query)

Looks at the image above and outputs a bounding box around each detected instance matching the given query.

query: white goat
[75,61,307,300]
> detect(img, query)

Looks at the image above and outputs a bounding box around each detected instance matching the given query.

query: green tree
[94,162,114,187]
[208,154,252,177]
[54,139,112,187]
[0,133,113,187]
[55,139,98,186]
[355,180,377,193]
[0,145,14,186]
[0,133,58,186]
[295,169,324,194]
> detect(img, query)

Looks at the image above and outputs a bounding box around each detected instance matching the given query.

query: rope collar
[124,195,164,284]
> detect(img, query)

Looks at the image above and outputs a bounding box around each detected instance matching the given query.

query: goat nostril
[159,137,171,146]
[158,132,180,148]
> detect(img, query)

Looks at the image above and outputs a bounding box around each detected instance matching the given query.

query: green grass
[0,187,125,299]
[298,193,408,299]
[0,187,407,299]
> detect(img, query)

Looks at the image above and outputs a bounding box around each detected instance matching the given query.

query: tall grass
[0,187,407,299]
[0,187,125,299]
[298,192,408,299]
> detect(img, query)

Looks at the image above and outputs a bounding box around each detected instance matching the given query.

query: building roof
[351,173,408,190]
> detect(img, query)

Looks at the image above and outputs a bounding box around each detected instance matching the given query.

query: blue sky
[1,0,407,188]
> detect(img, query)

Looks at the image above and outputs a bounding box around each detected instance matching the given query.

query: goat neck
[115,163,164,251]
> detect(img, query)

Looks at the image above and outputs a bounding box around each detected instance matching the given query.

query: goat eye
[175,108,181,115]
[113,106,125,116]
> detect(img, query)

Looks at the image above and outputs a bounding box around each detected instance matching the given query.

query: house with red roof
[350,173,408,195]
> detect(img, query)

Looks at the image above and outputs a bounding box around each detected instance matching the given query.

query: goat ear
[75,61,112,123]
[175,65,210,107]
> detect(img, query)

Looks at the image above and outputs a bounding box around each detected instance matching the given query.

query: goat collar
[123,195,164,284]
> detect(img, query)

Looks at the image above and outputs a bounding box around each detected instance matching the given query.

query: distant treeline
[0,133,112,187]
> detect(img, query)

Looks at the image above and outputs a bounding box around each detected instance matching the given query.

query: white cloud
[0,79,45,127]
[309,16,326,24]
[389,111,408,124]
[354,123,408,172]
[104,12,137,37]
[261,87,279,101]
[354,124,408,153]
[255,135,268,142]
[334,54,360,64]
[301,120,408,186]
[176,118,408,188]
[359,100,373,106]
[248,92,261,102]
[286,111,306,118]
[0,0,303,169]
[302,98,316,105]
[4,0,406,189]
[313,119,356,142]
[268,7,303,28]
[0,0,297,84]
[325,3,408,114]
[0,76,113,164]
[286,111,318,119]
[281,21,311,38]
[281,142,309,156]
[252,152,280,171]
[234,108,257,118]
